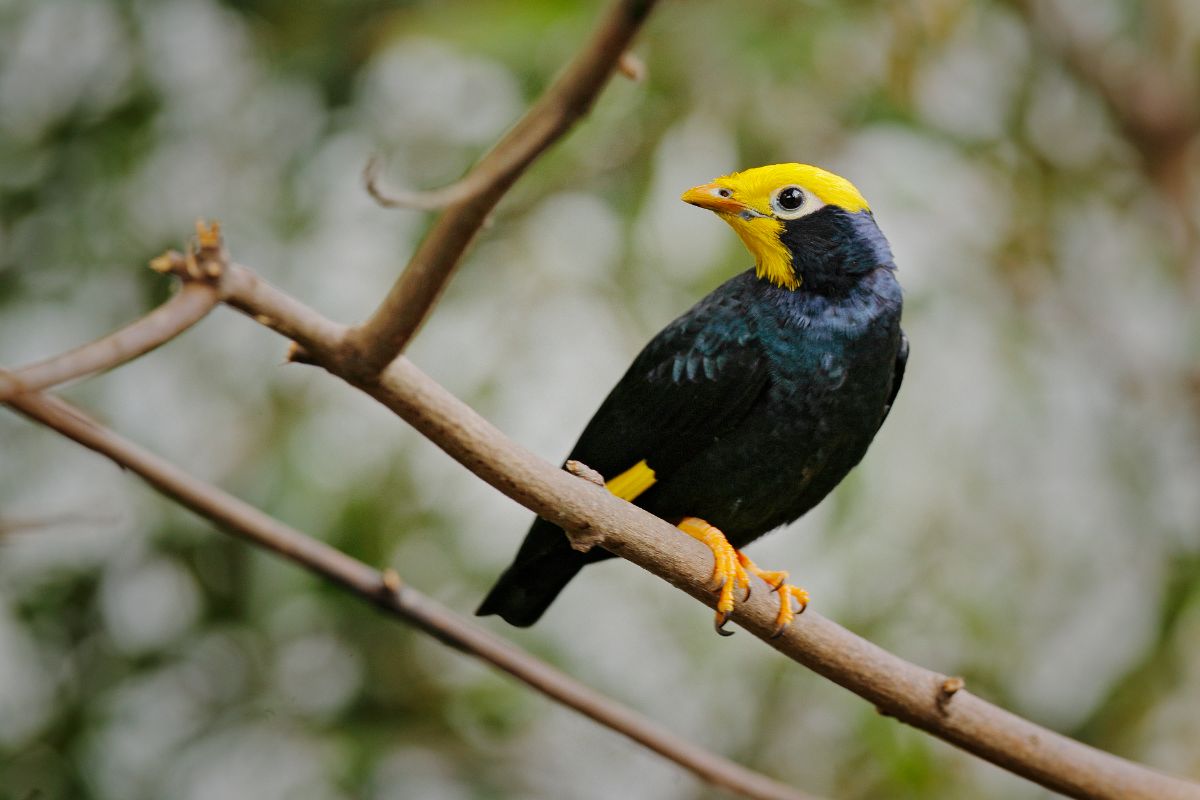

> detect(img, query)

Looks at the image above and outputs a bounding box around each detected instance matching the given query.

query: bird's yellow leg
[736,551,810,636]
[677,517,750,636]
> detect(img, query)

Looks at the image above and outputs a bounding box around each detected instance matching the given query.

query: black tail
[477,517,610,627]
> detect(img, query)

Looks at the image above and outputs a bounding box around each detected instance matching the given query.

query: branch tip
[381,567,403,596]
[618,51,646,82]
[285,342,317,365]
[363,155,478,211]
[149,250,185,274]
[565,460,606,487]
[191,219,228,280]
[566,521,606,553]
[938,676,966,712]
[148,221,228,286]
[362,154,388,205]
[195,218,222,249]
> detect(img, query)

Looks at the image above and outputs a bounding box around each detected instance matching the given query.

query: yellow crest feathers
[713,164,870,214]
[684,163,871,290]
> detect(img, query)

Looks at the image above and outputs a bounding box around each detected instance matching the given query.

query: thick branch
[3,386,815,800]
[342,0,657,376]
[211,262,1200,800]
[0,282,218,402]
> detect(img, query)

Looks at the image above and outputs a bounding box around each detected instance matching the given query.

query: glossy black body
[478,207,907,626]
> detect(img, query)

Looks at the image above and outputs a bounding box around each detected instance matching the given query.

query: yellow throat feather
[687,164,870,290]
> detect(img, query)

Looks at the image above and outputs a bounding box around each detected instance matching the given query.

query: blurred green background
[2,0,1199,798]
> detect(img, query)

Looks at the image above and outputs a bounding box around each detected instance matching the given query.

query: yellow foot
[737,552,810,636]
[677,517,750,636]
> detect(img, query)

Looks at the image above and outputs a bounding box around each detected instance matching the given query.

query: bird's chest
[641,275,902,539]
[757,299,897,430]
[696,296,898,532]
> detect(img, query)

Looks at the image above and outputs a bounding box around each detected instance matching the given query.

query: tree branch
[363,47,645,208]
[2,385,817,800]
[6,0,1196,791]
[342,0,658,377]
[0,281,218,402]
[362,155,485,211]
[185,258,1200,800]
[0,511,120,537]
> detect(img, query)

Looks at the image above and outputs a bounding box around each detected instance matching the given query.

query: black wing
[879,331,908,428]
[567,280,770,485]
[475,276,772,627]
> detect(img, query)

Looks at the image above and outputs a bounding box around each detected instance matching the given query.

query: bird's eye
[770,185,820,219]
[716,188,732,198]
[776,187,803,210]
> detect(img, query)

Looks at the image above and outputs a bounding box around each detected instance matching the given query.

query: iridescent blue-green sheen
[478,207,906,627]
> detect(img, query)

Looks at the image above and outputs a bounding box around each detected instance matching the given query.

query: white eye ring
[770,185,824,220]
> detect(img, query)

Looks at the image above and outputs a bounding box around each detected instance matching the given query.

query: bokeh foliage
[1,1,1198,798]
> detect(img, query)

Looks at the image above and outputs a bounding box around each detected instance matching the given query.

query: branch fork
[150,219,229,285]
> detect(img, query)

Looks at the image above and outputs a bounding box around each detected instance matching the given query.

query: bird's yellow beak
[680,183,751,216]
[682,176,798,289]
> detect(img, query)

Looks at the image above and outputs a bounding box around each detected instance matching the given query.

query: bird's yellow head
[681,164,873,290]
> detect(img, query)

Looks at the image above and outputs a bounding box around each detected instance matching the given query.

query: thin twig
[3,386,817,800]
[205,259,1200,800]
[0,282,218,402]
[343,0,658,377]
[0,511,121,536]
[362,155,486,211]
[617,51,647,82]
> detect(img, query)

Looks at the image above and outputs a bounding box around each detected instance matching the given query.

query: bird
[477,163,907,635]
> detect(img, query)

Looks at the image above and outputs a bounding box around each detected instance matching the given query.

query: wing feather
[879,331,908,428]
[566,282,770,486]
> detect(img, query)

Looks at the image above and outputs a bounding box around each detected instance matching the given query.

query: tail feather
[477,517,608,627]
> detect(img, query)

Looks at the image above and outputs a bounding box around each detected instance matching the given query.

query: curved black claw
[742,582,752,602]
[714,614,735,637]
[769,622,787,639]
